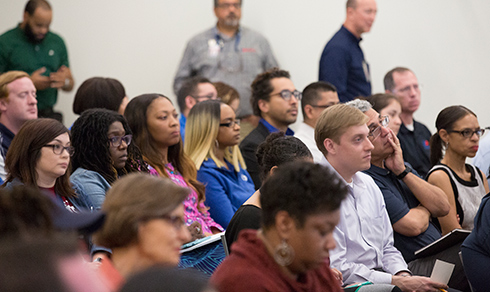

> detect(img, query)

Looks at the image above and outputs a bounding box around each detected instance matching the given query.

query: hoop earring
[273,239,294,266]
[215,139,219,149]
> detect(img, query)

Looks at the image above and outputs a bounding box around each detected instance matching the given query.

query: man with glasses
[295,81,339,163]
[0,71,38,183]
[173,0,278,138]
[384,67,431,178]
[315,101,449,291]
[240,68,299,189]
[319,0,377,102]
[176,76,218,141]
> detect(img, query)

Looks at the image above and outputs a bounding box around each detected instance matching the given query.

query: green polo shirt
[0,25,70,110]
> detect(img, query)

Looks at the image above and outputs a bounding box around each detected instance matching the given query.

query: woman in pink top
[125,93,222,236]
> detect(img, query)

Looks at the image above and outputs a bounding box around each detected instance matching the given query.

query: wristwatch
[396,164,412,180]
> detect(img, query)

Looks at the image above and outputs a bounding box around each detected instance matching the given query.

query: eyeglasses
[270,90,302,102]
[220,119,240,128]
[368,115,389,141]
[216,2,241,9]
[144,214,186,231]
[192,94,220,102]
[392,84,421,95]
[43,144,75,156]
[448,128,485,139]
[108,134,132,147]
[311,104,334,109]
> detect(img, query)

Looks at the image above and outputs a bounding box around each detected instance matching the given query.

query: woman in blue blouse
[184,100,254,228]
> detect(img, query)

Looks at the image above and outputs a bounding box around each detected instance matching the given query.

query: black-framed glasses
[368,115,389,141]
[220,119,240,128]
[271,89,302,102]
[216,2,241,9]
[448,128,485,139]
[43,144,75,156]
[108,134,132,147]
[311,104,335,109]
[143,214,186,231]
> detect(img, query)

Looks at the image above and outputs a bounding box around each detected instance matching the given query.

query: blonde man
[0,71,38,182]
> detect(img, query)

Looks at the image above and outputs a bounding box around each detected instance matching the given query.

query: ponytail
[430,132,443,167]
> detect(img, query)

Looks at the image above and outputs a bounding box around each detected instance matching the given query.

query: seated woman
[184,100,255,228]
[366,93,402,134]
[93,173,191,291]
[213,81,240,113]
[124,94,222,236]
[225,132,312,250]
[3,118,93,211]
[73,77,129,116]
[211,162,347,292]
[70,109,147,210]
[461,193,490,292]
[427,105,489,234]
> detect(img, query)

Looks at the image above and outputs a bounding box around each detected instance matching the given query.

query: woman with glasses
[124,94,223,237]
[427,105,489,234]
[93,173,191,291]
[184,100,254,228]
[70,109,147,210]
[3,118,93,211]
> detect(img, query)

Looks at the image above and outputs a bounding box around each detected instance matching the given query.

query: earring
[273,239,295,266]
[215,139,219,148]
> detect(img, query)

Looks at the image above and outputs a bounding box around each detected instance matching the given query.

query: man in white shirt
[295,81,338,163]
[314,103,447,291]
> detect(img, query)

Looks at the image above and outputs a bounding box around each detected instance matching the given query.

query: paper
[430,259,455,285]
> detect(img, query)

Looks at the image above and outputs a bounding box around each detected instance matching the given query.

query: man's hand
[384,128,406,175]
[49,65,73,90]
[392,275,448,292]
[31,67,51,90]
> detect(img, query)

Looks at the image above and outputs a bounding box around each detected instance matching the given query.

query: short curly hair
[250,68,290,117]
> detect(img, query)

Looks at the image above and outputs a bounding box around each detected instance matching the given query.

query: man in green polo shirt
[0,0,74,122]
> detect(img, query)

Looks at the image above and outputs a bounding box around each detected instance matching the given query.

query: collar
[260,119,294,136]
[340,25,362,43]
[368,164,391,176]
[202,157,234,172]
[213,25,242,52]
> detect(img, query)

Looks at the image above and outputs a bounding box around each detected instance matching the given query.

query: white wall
[1,0,490,132]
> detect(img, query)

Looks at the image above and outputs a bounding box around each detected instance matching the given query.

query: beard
[24,22,45,44]
[223,13,239,27]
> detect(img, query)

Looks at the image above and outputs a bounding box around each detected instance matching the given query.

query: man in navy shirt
[239,68,299,189]
[319,0,377,102]
[384,67,432,178]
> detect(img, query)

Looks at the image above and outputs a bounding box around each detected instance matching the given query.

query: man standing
[384,67,431,178]
[295,81,339,163]
[319,0,376,102]
[240,68,299,189]
[176,76,219,141]
[0,0,74,122]
[0,71,38,182]
[174,0,278,134]
[314,103,447,291]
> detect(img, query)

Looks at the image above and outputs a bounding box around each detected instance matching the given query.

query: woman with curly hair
[125,94,222,236]
[70,108,148,210]
[3,118,93,211]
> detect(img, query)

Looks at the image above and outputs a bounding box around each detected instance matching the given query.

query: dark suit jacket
[239,123,270,190]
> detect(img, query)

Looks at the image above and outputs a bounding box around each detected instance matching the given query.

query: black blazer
[239,123,270,190]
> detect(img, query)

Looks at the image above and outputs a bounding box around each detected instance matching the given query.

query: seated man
[315,103,447,291]
[349,99,468,291]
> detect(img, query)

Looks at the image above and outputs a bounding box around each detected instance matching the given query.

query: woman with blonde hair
[185,100,254,228]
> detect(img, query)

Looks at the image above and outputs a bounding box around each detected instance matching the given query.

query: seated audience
[315,104,447,291]
[295,81,339,163]
[125,94,222,236]
[0,71,38,182]
[211,162,347,292]
[461,193,490,292]
[70,109,147,210]
[225,132,312,251]
[93,173,191,291]
[213,81,240,113]
[427,105,489,234]
[72,77,129,116]
[184,100,254,228]
[3,118,94,211]
[366,93,402,135]
[350,99,467,291]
